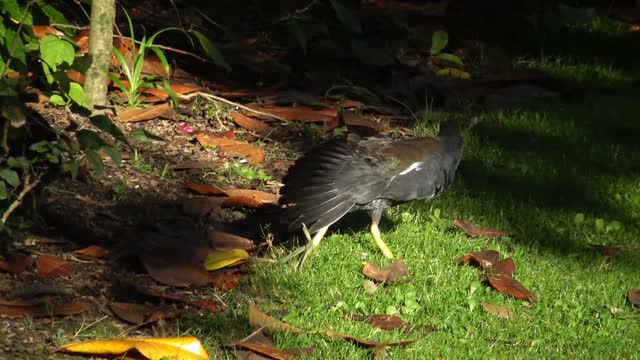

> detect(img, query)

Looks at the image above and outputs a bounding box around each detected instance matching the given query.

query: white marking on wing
[398,162,423,175]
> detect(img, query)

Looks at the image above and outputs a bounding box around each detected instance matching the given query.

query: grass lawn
[179,13,640,360]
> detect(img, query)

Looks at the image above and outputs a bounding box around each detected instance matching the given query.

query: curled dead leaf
[0,253,32,274]
[490,258,515,279]
[0,298,91,318]
[457,250,500,270]
[231,111,275,137]
[118,103,170,122]
[195,133,264,164]
[74,245,110,259]
[629,289,640,305]
[482,302,516,319]
[60,337,209,360]
[452,220,513,238]
[248,303,302,334]
[208,230,256,251]
[362,259,412,285]
[486,275,537,303]
[324,328,418,348]
[140,255,211,287]
[36,254,75,279]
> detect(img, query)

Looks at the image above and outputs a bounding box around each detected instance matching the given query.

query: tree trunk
[84,0,115,114]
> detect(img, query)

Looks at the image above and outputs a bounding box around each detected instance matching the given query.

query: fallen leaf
[36,254,75,279]
[231,112,275,137]
[142,83,201,102]
[140,255,211,287]
[324,328,418,348]
[362,259,412,285]
[118,103,170,122]
[195,133,264,164]
[248,304,302,334]
[223,189,279,204]
[208,230,256,251]
[23,235,68,246]
[598,245,624,257]
[452,220,514,238]
[210,272,242,290]
[59,337,209,360]
[342,112,387,132]
[435,67,471,80]
[482,302,516,319]
[222,195,263,208]
[457,250,500,270]
[109,302,156,325]
[204,249,250,271]
[127,283,219,311]
[0,253,32,274]
[73,245,110,259]
[244,104,338,122]
[490,258,515,279]
[184,182,227,196]
[222,130,236,139]
[31,25,65,39]
[486,275,537,303]
[629,289,640,305]
[234,340,297,360]
[363,279,378,294]
[181,197,225,218]
[0,298,91,318]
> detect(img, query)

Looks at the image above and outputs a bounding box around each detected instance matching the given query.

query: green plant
[227,162,272,182]
[109,9,174,108]
[112,178,130,202]
[131,149,152,172]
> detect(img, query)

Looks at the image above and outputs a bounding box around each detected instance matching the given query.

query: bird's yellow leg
[297,224,330,270]
[371,222,394,259]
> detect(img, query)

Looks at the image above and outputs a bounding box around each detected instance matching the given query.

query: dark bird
[279,120,463,268]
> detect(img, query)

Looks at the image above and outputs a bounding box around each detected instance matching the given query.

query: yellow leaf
[204,249,250,270]
[436,67,471,80]
[60,336,209,360]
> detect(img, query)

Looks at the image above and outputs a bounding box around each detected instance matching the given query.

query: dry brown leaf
[222,196,263,208]
[452,220,514,238]
[224,189,279,204]
[457,250,500,270]
[118,103,170,122]
[181,196,226,218]
[486,275,537,303]
[248,303,302,334]
[231,112,275,137]
[342,112,387,132]
[482,302,516,319]
[244,104,338,122]
[73,245,110,259]
[140,255,211,287]
[325,328,418,348]
[490,258,515,279]
[184,182,227,196]
[31,25,65,39]
[363,279,379,294]
[208,230,256,251]
[0,298,91,318]
[60,337,209,360]
[36,254,75,279]
[234,340,297,360]
[142,84,201,102]
[195,133,264,164]
[0,253,32,274]
[109,302,155,325]
[629,289,640,305]
[362,259,412,285]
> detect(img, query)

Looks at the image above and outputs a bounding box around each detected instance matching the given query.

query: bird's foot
[371,222,395,259]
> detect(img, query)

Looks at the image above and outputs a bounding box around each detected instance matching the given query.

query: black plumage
[279,120,463,267]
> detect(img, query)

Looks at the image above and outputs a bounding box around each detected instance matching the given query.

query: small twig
[180,92,287,122]
[0,173,42,233]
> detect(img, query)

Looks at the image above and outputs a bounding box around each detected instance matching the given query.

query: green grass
[178,13,640,359]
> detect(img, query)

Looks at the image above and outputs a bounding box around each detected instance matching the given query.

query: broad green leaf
[606,220,622,233]
[7,156,29,171]
[29,140,51,153]
[191,30,230,71]
[36,1,68,25]
[436,67,471,80]
[430,30,448,55]
[39,35,75,71]
[329,0,362,34]
[101,146,121,165]
[3,0,33,25]
[85,149,104,176]
[204,249,250,270]
[5,28,27,66]
[0,180,7,200]
[0,169,20,187]
[68,82,87,108]
[574,213,584,225]
[130,128,167,143]
[435,52,464,66]
[76,129,107,150]
[595,218,605,232]
[70,158,79,180]
[49,93,66,106]
[90,115,129,146]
